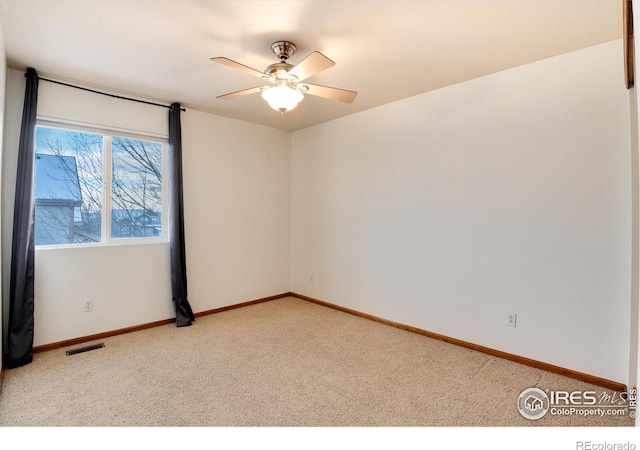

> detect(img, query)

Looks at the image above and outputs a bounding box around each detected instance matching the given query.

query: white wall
[181,109,291,311]
[2,71,291,346]
[632,3,640,398]
[291,40,631,384]
[0,21,6,354]
[628,80,638,392]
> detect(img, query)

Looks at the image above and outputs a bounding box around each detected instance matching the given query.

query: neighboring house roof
[112,209,160,221]
[35,153,82,204]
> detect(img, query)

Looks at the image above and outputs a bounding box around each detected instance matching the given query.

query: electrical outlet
[506,312,517,327]
[83,299,93,312]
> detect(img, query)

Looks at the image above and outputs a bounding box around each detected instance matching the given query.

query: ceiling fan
[211,41,357,114]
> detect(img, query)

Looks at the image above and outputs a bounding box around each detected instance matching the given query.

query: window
[35,123,166,246]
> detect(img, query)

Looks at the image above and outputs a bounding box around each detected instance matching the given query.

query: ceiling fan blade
[288,52,335,81]
[210,57,267,79]
[302,83,357,104]
[217,86,264,100]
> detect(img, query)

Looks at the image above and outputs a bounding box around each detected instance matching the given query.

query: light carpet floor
[0,297,634,427]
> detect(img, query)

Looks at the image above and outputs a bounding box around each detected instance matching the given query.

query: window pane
[35,126,103,245]
[111,136,163,239]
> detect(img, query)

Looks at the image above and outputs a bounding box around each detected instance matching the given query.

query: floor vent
[65,343,105,356]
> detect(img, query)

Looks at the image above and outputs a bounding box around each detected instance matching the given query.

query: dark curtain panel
[168,103,194,327]
[7,68,39,368]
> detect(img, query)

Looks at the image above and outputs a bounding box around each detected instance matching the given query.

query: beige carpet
[0,297,634,427]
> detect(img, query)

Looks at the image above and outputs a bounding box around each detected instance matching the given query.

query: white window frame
[35,117,169,249]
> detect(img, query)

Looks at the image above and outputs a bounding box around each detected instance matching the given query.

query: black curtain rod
[38,76,185,111]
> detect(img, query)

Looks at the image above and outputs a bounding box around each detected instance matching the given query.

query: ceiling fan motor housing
[265,62,295,79]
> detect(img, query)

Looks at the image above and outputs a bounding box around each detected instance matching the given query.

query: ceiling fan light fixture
[261,83,304,112]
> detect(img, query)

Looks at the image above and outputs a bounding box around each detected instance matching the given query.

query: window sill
[35,239,169,251]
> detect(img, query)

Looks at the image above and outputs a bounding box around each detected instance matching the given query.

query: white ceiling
[0,0,623,132]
